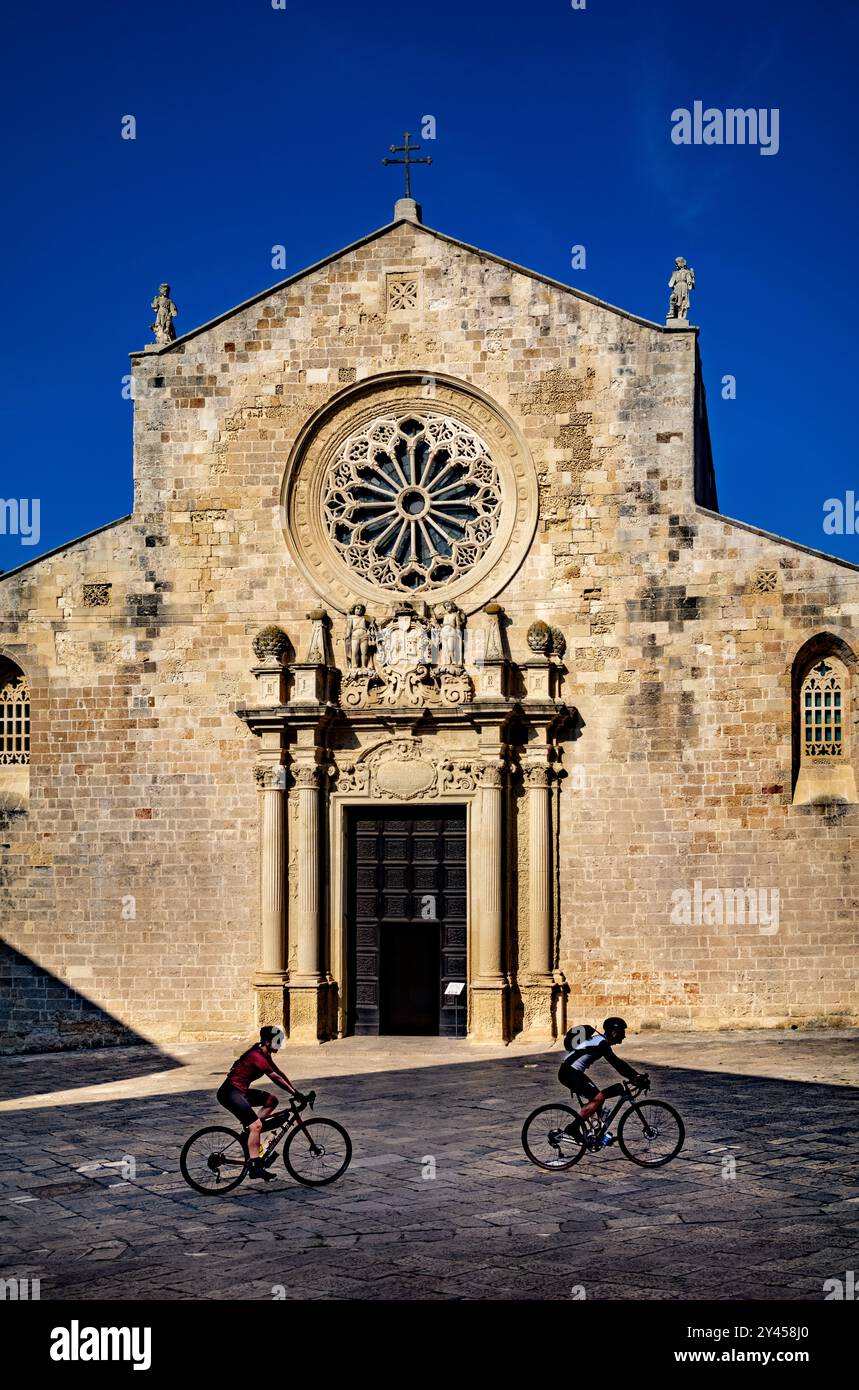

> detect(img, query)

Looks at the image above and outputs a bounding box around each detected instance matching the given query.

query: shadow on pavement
[0,1043,856,1300]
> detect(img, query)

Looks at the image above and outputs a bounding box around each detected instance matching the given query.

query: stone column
[260,767,287,973]
[288,761,329,1041]
[470,757,509,1040]
[253,763,288,1029]
[520,763,557,1037]
[293,763,321,982]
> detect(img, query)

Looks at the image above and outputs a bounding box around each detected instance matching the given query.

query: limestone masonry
[1,206,856,1052]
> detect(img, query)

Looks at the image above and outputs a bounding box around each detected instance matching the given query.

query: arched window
[801,660,842,758]
[0,658,29,765]
[792,635,856,805]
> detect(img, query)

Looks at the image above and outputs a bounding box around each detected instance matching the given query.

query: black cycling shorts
[217,1081,277,1129]
[558,1061,626,1103]
[558,1060,600,1101]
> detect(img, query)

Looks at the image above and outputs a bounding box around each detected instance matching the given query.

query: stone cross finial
[666,257,695,327]
[150,283,178,345]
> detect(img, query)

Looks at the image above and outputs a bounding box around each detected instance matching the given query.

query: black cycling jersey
[561,1030,638,1082]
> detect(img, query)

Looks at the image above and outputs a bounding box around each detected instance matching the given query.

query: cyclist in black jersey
[558,1017,648,1145]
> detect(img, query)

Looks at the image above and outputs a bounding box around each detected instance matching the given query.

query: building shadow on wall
[0,938,179,1095]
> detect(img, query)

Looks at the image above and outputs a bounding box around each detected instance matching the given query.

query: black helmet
[603,1016,628,1034]
[260,1025,285,1051]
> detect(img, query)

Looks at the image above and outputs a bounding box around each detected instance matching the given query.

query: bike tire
[180,1125,249,1195]
[283,1118,352,1187]
[521,1103,586,1171]
[617,1100,685,1168]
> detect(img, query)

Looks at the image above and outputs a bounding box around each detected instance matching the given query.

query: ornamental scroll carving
[335,739,438,801]
[439,759,479,793]
[333,746,514,800]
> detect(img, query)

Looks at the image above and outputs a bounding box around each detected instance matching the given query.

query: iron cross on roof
[382,131,432,200]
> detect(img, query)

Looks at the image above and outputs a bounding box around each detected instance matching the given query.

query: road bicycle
[522,1076,684,1171]
[180,1090,352,1194]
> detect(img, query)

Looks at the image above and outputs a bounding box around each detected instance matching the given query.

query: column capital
[522,763,552,790]
[291,762,323,790]
[254,763,287,790]
[476,757,508,788]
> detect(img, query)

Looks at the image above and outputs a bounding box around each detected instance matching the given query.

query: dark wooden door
[348,807,467,1037]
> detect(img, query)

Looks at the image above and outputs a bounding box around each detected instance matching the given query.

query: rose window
[322,414,502,591]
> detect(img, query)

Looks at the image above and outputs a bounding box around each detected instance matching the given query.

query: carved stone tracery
[324,412,502,594]
[281,375,539,614]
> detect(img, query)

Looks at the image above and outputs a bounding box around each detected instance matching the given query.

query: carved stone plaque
[374,759,437,800]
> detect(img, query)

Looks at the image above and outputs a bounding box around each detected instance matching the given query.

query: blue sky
[2,0,857,571]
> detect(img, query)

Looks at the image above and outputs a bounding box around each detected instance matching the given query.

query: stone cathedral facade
[1,197,857,1053]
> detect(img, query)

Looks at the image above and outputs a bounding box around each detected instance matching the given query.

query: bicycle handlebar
[292,1089,316,1111]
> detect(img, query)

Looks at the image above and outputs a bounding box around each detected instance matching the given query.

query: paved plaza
[0,1030,857,1301]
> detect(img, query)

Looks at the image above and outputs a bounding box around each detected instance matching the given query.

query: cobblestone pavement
[1,1031,857,1301]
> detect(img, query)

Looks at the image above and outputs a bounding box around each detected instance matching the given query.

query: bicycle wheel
[617,1101,685,1167]
[521,1103,586,1171]
[180,1125,249,1195]
[283,1118,352,1187]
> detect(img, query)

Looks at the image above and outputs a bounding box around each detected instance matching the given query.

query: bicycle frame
[257,1093,317,1163]
[581,1080,646,1138]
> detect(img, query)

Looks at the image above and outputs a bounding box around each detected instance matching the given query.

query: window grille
[802,661,842,758]
[0,676,29,765]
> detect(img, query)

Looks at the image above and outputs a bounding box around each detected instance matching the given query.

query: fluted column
[469,756,509,1042]
[524,764,553,978]
[476,759,506,980]
[258,766,287,976]
[292,763,322,982]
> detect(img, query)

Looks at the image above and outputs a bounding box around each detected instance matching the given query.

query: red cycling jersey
[226,1045,293,1095]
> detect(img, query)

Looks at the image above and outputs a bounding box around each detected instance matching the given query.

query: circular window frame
[281,372,538,615]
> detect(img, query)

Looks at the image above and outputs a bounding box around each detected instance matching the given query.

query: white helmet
[260,1025,285,1052]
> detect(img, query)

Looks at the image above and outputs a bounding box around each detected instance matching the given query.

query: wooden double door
[347,807,467,1036]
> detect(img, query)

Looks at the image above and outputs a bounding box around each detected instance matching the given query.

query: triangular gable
[129,215,668,358]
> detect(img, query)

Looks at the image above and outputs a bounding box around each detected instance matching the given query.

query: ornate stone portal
[238,372,570,1044]
[238,605,572,1044]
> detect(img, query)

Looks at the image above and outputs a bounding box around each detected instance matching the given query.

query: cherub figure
[151,283,178,344]
[344,603,375,670]
[667,257,695,322]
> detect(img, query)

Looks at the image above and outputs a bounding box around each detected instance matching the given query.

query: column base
[517,976,562,1041]
[286,980,336,1042]
[469,979,510,1041]
[253,974,288,1031]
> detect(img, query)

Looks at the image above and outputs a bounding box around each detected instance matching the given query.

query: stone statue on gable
[151,283,178,344]
[667,257,695,324]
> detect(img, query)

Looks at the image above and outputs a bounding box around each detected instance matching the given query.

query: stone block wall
[0,217,856,1049]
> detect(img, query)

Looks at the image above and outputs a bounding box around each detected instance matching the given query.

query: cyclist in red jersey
[217,1026,303,1182]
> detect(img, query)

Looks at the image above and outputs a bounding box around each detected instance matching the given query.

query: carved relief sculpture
[340,601,473,708]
